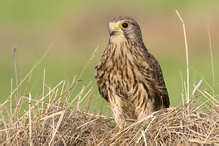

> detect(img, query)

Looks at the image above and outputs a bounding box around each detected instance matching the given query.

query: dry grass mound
[0,76,218,145]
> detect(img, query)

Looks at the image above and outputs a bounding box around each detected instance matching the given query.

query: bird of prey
[95,16,170,129]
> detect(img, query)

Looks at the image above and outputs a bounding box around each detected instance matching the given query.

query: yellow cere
[110,25,119,31]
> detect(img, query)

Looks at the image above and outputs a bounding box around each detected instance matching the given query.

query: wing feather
[146,51,170,108]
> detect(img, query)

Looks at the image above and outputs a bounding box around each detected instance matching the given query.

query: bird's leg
[109,96,126,130]
[114,112,125,130]
[111,105,125,130]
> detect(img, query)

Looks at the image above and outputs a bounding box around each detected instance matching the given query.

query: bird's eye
[120,22,129,29]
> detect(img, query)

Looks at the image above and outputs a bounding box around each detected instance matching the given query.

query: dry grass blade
[192,80,203,96]
[49,111,65,146]
[28,93,33,146]
[176,10,190,113]
[207,24,215,104]
[141,130,147,145]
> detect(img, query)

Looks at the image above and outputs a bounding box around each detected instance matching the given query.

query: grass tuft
[0,83,218,145]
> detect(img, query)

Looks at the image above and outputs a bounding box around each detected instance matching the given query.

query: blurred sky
[0,1,219,108]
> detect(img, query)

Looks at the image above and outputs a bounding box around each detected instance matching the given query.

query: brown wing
[146,51,170,108]
[140,44,169,108]
[95,67,109,102]
[95,44,111,102]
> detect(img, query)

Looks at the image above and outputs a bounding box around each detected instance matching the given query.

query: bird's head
[108,16,143,44]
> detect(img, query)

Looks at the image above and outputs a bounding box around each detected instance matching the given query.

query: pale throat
[110,34,127,44]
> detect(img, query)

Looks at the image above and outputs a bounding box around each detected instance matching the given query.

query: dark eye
[121,22,129,29]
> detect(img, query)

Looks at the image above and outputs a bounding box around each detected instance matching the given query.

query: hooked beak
[109,25,120,36]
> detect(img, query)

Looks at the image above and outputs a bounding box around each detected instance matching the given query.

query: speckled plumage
[95,16,169,129]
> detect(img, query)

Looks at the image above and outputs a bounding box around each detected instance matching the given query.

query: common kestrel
[95,16,170,129]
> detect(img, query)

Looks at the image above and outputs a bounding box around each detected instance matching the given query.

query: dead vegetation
[0,73,218,145]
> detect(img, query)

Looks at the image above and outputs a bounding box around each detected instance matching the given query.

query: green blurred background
[0,1,218,115]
